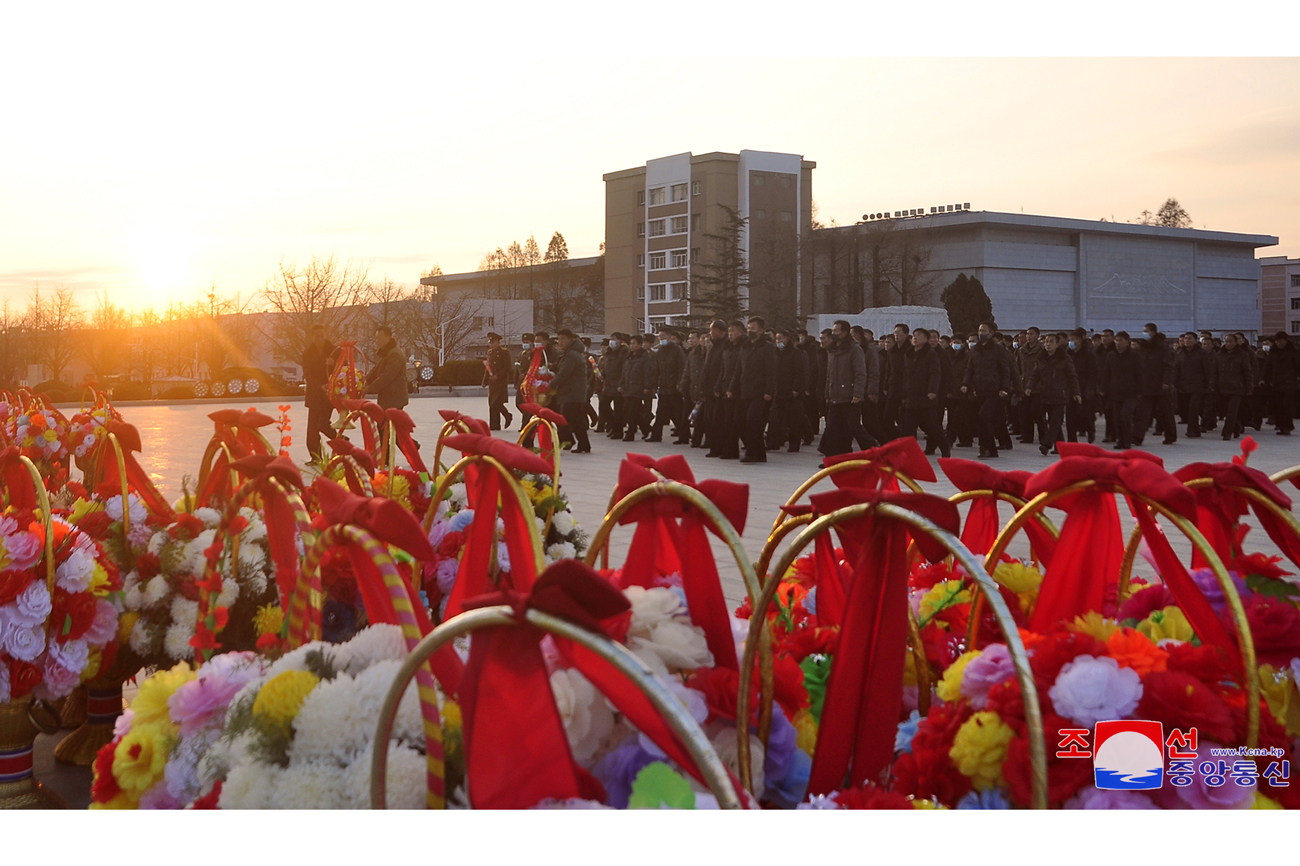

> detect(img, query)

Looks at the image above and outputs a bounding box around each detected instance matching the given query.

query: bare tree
[0,300,30,386]
[257,254,371,367]
[80,291,133,380]
[24,284,84,382]
[407,283,479,365]
[523,235,542,298]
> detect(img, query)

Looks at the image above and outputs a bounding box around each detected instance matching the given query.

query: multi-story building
[809,210,1279,339]
[603,150,815,334]
[1259,256,1300,337]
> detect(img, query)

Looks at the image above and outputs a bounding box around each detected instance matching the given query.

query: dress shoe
[622,435,636,442]
[787,446,800,453]
[740,456,766,464]
[571,447,591,454]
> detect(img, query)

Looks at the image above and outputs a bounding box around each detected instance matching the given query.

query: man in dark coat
[366,324,409,410]
[618,334,657,442]
[482,332,514,431]
[552,329,591,453]
[946,333,975,448]
[1026,332,1081,455]
[603,334,629,439]
[901,327,950,458]
[649,329,686,442]
[1264,331,1299,435]
[736,317,777,463]
[1016,327,1046,444]
[1065,327,1097,443]
[960,321,1012,459]
[709,320,746,460]
[925,329,956,455]
[1099,331,1143,450]
[822,319,878,457]
[679,330,707,445]
[1132,326,1177,446]
[1174,331,1215,438]
[698,320,728,453]
[798,329,821,444]
[766,327,810,453]
[884,323,912,441]
[301,323,339,462]
[1216,332,1255,440]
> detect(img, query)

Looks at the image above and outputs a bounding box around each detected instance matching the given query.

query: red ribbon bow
[614,454,748,670]
[440,434,552,620]
[0,445,37,509]
[95,421,174,521]
[822,437,937,490]
[384,409,427,474]
[198,409,276,506]
[520,402,568,463]
[457,559,741,809]
[341,399,385,456]
[803,488,959,796]
[1023,452,1239,666]
[939,457,1052,560]
[327,437,377,493]
[438,409,490,435]
[229,455,308,608]
[1173,461,1299,570]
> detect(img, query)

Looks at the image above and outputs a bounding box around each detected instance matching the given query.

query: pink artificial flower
[960,644,1017,709]
[84,599,120,645]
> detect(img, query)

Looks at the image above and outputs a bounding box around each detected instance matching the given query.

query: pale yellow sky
[2,7,1297,313]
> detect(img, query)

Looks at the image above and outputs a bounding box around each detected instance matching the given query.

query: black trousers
[1019,394,1045,443]
[516,389,533,431]
[1111,397,1139,448]
[306,402,333,460]
[1182,392,1206,435]
[560,401,590,451]
[1066,396,1095,442]
[1221,393,1245,438]
[607,393,626,436]
[767,396,810,450]
[804,394,821,439]
[652,392,683,439]
[947,397,976,445]
[902,400,949,455]
[742,397,771,460]
[822,401,878,457]
[712,398,741,457]
[690,399,710,447]
[1276,389,1297,433]
[1042,404,1066,450]
[1134,393,1177,444]
[488,389,510,430]
[975,394,1003,455]
[621,396,649,437]
[597,391,614,431]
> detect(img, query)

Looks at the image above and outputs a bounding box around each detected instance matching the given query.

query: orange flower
[1104,628,1168,676]
[1017,628,1047,650]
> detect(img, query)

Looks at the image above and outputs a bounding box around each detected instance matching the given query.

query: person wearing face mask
[821,319,878,457]
[1254,337,1275,431]
[961,321,1012,459]
[765,327,811,453]
[603,333,630,439]
[1099,331,1142,450]
[619,334,657,442]
[1132,323,1177,446]
[1065,327,1097,443]
[1026,332,1081,455]
[946,332,975,449]
[648,328,685,442]
[1215,333,1253,439]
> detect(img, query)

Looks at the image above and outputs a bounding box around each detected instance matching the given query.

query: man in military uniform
[482,331,514,430]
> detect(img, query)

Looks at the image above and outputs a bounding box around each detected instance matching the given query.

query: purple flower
[763,708,797,785]
[169,652,263,737]
[1065,787,1158,809]
[11,582,52,627]
[592,739,658,809]
[1150,742,1255,810]
[960,644,1017,708]
[1188,569,1249,614]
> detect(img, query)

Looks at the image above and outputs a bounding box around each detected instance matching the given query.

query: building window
[649,187,666,206]
[692,181,700,196]
[1292,274,1300,287]
[671,183,688,202]
[636,253,645,268]
[637,190,645,207]
[691,247,700,262]
[755,209,766,219]
[781,211,792,222]
[648,219,666,237]
[782,176,792,189]
[637,222,645,237]
[649,283,667,302]
[1293,321,1300,334]
[1291,297,1300,310]
[649,251,666,269]
[753,174,764,187]
[671,249,688,268]
[637,284,645,300]
[670,216,687,234]
[670,282,687,300]
[472,316,483,330]
[691,213,700,231]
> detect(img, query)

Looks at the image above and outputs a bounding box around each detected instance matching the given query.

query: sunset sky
[2,7,1296,313]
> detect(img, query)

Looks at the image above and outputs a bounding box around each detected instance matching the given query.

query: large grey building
[809,210,1279,338]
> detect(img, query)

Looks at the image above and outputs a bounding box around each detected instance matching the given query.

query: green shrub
[32,379,77,402]
[434,359,487,386]
[111,381,151,401]
[158,385,196,400]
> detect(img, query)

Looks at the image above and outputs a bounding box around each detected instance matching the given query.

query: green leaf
[628,761,695,810]
[800,653,833,724]
[1245,573,1300,601]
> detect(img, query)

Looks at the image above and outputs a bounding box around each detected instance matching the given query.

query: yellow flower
[911,798,946,809]
[89,563,113,597]
[919,580,970,624]
[441,699,463,735]
[131,662,196,728]
[1070,611,1119,642]
[1137,606,1195,644]
[253,669,320,735]
[253,604,285,637]
[1253,792,1284,810]
[949,711,1015,791]
[937,650,982,703]
[70,497,104,524]
[117,612,139,644]
[112,723,171,797]
[993,561,1043,613]
[82,647,103,683]
[171,496,193,514]
[792,709,818,756]
[1258,664,1300,737]
[89,791,140,810]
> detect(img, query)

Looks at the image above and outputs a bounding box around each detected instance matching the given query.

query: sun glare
[134,227,192,298]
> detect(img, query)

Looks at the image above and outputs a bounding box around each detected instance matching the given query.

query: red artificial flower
[983,679,1027,736]
[780,624,839,662]
[685,666,756,723]
[75,510,113,541]
[135,551,162,580]
[228,514,249,535]
[1137,670,1236,744]
[50,587,97,642]
[890,700,974,807]
[90,738,122,804]
[920,622,968,671]
[255,633,285,653]
[1029,630,1106,693]
[1232,593,1300,668]
[1003,711,1093,807]
[98,639,119,679]
[1117,583,1177,622]
[0,569,35,607]
[65,480,88,500]
[771,654,810,718]
[833,783,915,809]
[909,561,958,592]
[8,659,41,699]
[177,578,202,601]
[1231,551,1292,581]
[190,780,223,809]
[437,531,465,559]
[1164,642,1240,688]
[172,513,206,541]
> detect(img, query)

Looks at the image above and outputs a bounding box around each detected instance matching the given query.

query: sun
[134,227,192,296]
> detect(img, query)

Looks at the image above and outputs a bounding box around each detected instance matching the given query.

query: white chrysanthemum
[218,761,285,809]
[343,742,427,810]
[123,576,144,612]
[216,578,240,609]
[532,797,614,809]
[710,725,765,799]
[272,760,350,809]
[545,541,577,563]
[339,624,406,675]
[358,660,423,746]
[143,574,171,607]
[164,621,196,661]
[237,544,267,576]
[55,546,97,593]
[535,516,546,533]
[185,529,219,575]
[289,673,364,762]
[194,507,222,528]
[549,668,615,764]
[552,510,576,537]
[106,494,148,525]
[448,483,467,507]
[239,509,268,543]
[264,639,349,681]
[170,596,200,627]
[130,620,159,657]
[147,531,168,556]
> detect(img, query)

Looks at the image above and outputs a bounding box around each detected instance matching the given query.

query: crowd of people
[478,319,1300,464]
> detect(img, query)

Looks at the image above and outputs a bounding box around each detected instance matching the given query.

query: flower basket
[0,694,66,809]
